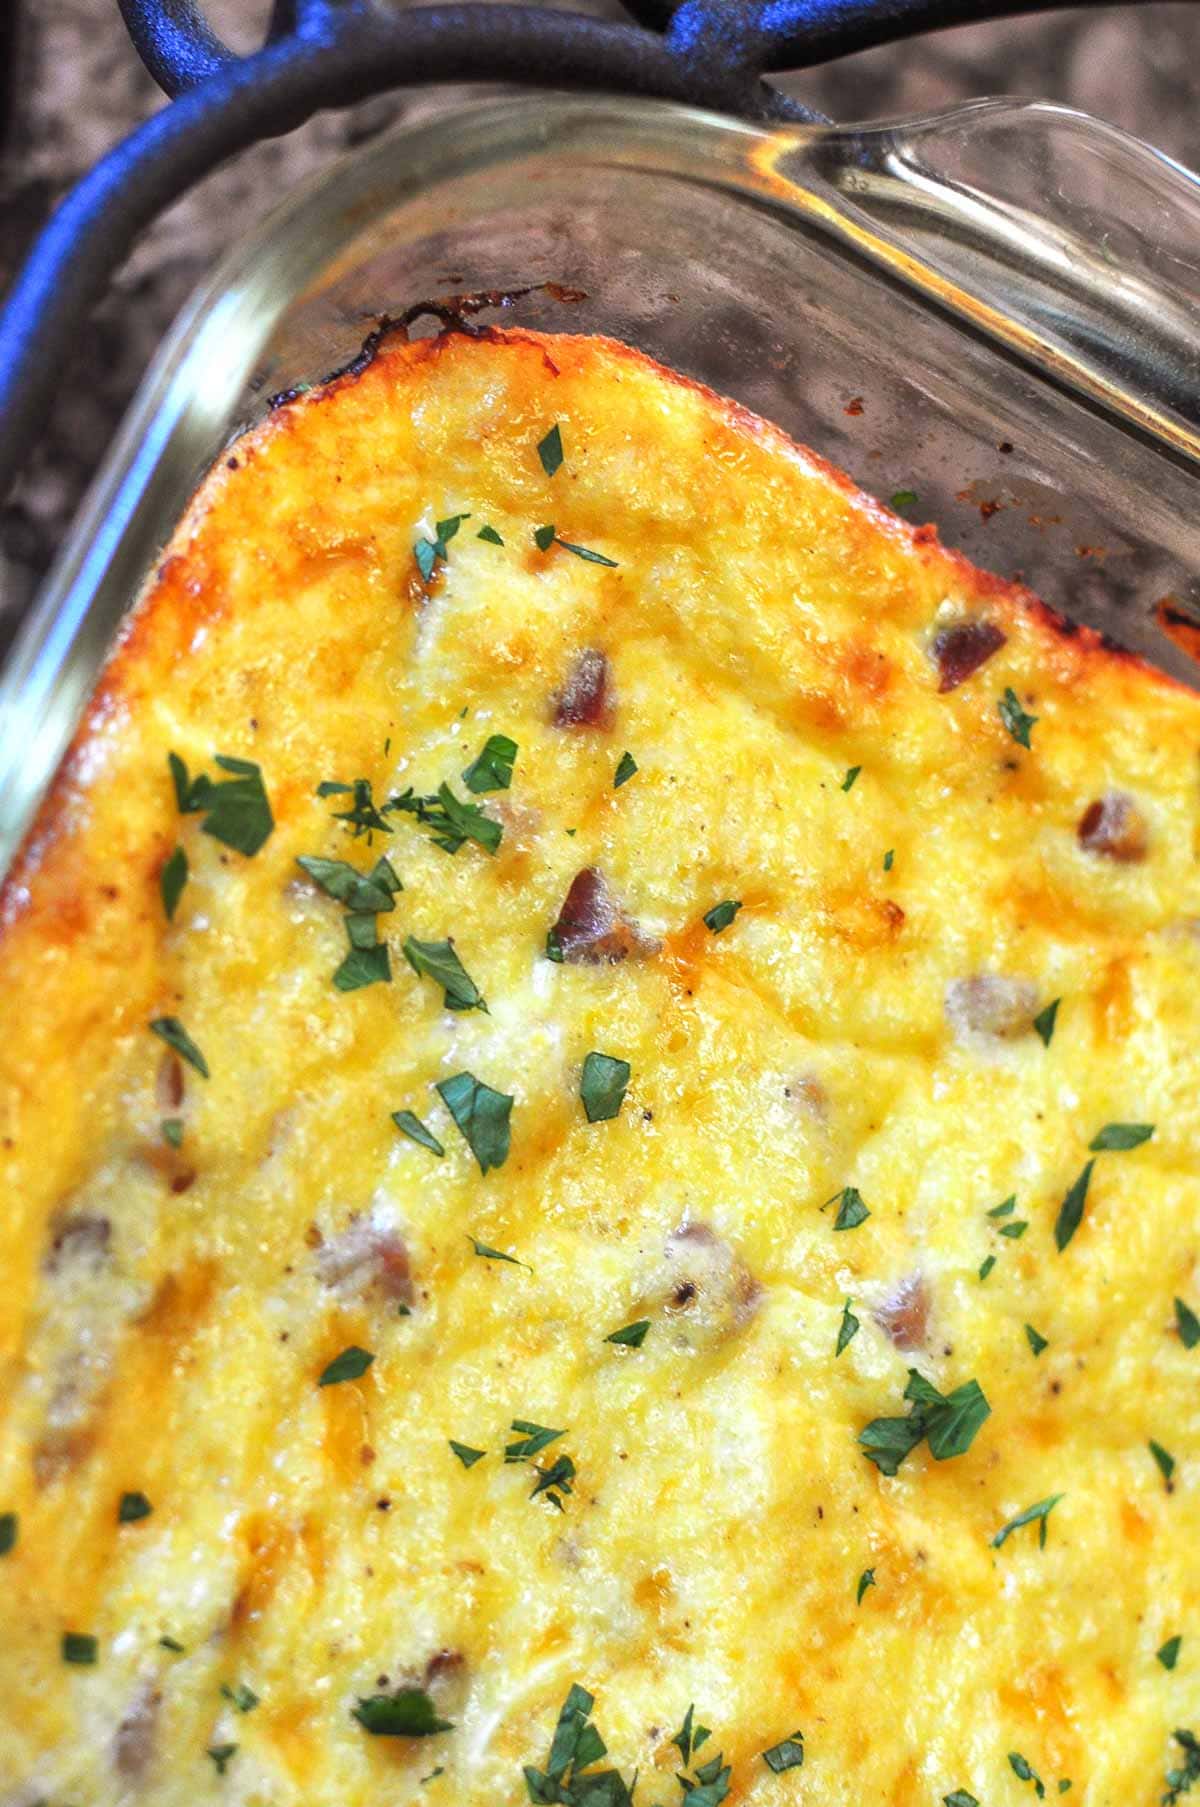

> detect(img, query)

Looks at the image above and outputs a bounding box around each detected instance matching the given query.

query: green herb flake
[506,1424,567,1472]
[1009,1751,1046,1797]
[1150,1439,1177,1486]
[580,1051,631,1124]
[534,523,557,552]
[173,753,274,856]
[613,751,638,789]
[890,489,918,509]
[856,1567,876,1604]
[62,1632,98,1666]
[0,1513,16,1556]
[1175,1297,1200,1349]
[672,1704,705,1767]
[703,900,742,934]
[557,539,619,568]
[118,1491,152,1524]
[160,846,188,921]
[883,849,894,871]
[296,854,400,913]
[1054,1159,1095,1252]
[207,1743,238,1775]
[538,424,564,476]
[979,1254,996,1281]
[999,687,1038,749]
[943,1793,980,1806]
[462,733,518,795]
[333,937,391,993]
[530,1451,576,1507]
[860,1367,990,1476]
[221,1682,259,1714]
[468,1237,529,1270]
[1033,997,1061,1046]
[477,524,504,545]
[392,1110,445,1158]
[1090,1121,1154,1152]
[403,936,487,1013]
[762,1733,805,1774]
[388,782,502,856]
[149,1017,209,1079]
[1163,1730,1200,1805]
[159,1635,185,1652]
[414,538,440,583]
[988,1195,1017,1219]
[422,1767,445,1783]
[449,1441,486,1469]
[318,1345,375,1387]
[992,1493,1064,1550]
[824,1186,870,1231]
[604,1320,650,1348]
[1158,1635,1183,1671]
[161,1118,184,1149]
[324,776,392,840]
[436,1071,513,1173]
[836,1299,860,1358]
[1025,1322,1049,1357]
[841,765,862,792]
[1000,1219,1029,1240]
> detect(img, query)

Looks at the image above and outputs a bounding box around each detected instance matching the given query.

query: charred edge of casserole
[1,326,1190,926]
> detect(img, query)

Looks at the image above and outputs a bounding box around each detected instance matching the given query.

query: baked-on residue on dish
[1,329,1198,1806]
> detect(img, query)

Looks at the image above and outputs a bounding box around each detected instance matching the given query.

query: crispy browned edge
[2,323,1188,930]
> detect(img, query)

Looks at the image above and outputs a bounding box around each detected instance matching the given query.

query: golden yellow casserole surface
[1,330,1198,1807]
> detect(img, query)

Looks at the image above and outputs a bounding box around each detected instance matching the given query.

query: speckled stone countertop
[2,0,1200,644]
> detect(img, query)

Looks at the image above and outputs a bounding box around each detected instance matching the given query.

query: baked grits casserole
[0,329,1198,1806]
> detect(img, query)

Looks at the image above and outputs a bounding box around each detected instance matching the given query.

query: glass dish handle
[762,97,1200,462]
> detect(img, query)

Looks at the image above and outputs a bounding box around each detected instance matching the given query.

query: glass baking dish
[3,89,1200,885]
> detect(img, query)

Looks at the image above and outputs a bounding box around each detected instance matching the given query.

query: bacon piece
[549,868,659,964]
[552,648,614,729]
[114,1684,162,1781]
[945,974,1038,1044]
[1077,791,1148,863]
[316,1215,414,1308]
[875,1274,930,1351]
[44,1212,111,1274]
[930,619,1006,692]
[156,1052,185,1112]
[660,1221,762,1348]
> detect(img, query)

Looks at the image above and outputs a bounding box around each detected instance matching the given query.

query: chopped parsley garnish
[389,783,502,856]
[979,1255,996,1281]
[118,1490,152,1524]
[437,1071,513,1173]
[449,1441,486,1469]
[505,1422,565,1464]
[1163,1729,1200,1804]
[332,916,391,992]
[673,1704,711,1767]
[604,1320,650,1347]
[161,1117,183,1149]
[1054,1159,1095,1251]
[523,1682,636,1806]
[989,1195,1017,1218]
[530,1452,576,1508]
[0,1513,16,1555]
[860,1367,990,1475]
[580,1052,631,1123]
[392,1110,445,1158]
[296,854,401,912]
[1159,1636,1183,1671]
[841,765,861,792]
[160,846,188,921]
[856,1567,876,1604]
[538,424,564,475]
[943,1793,980,1807]
[62,1632,98,1665]
[318,1345,374,1387]
[762,1733,805,1774]
[534,523,557,552]
[703,900,742,934]
[891,489,918,509]
[462,733,517,795]
[1150,1439,1177,1486]
[468,1237,529,1270]
[883,848,894,871]
[403,936,487,1012]
[999,687,1038,748]
[992,1493,1064,1550]
[414,513,470,582]
[321,776,392,839]
[613,751,638,789]
[1033,997,1060,1046]
[159,1635,185,1652]
[824,1186,870,1231]
[557,539,619,567]
[169,752,274,855]
[221,1682,259,1714]
[477,524,504,545]
[207,1743,238,1774]
[1025,1322,1049,1356]
[1000,1219,1028,1239]
[1090,1121,1154,1151]
[149,1016,209,1079]
[1176,1297,1200,1349]
[836,1298,860,1357]
[1009,1751,1046,1796]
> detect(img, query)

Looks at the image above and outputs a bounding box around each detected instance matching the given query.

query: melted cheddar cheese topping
[1,330,1199,1807]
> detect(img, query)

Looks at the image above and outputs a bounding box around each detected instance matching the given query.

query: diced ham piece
[660,1221,762,1348]
[875,1274,930,1351]
[549,868,659,964]
[1077,791,1148,863]
[316,1215,414,1308]
[945,974,1038,1044]
[114,1685,162,1781]
[931,619,1006,692]
[552,649,614,729]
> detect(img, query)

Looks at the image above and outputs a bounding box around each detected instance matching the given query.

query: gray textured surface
[1,1,1199,635]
